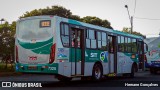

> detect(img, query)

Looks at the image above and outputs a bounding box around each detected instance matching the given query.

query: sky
[0,0,160,37]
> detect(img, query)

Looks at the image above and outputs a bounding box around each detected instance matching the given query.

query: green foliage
[20,6,72,18]
[122,27,146,38]
[0,63,14,72]
[81,16,112,29]
[20,5,113,29]
[0,21,15,58]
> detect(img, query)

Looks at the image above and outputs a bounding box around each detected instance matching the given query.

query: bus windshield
[17,19,52,41]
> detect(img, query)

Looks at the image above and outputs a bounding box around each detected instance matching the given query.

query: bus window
[108,36,114,53]
[60,24,69,47]
[121,36,125,52]
[125,37,128,52]
[128,38,131,52]
[86,29,97,49]
[86,30,90,48]
[132,39,137,53]
[118,36,123,52]
[97,32,102,49]
[64,24,69,35]
[89,30,96,49]
[102,32,107,50]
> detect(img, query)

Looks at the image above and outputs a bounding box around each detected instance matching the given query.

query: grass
[0,63,22,77]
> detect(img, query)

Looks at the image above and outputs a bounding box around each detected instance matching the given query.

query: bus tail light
[49,44,56,64]
[16,46,19,63]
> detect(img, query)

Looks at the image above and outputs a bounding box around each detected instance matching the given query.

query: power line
[133,0,137,17]
[134,17,160,21]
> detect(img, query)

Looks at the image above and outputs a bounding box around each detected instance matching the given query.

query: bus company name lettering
[90,53,98,57]
[48,67,56,71]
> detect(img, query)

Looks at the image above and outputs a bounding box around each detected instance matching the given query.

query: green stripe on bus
[18,37,53,54]
[69,48,108,62]
[18,37,53,49]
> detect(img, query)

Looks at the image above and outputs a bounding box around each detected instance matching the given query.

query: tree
[20,6,72,19]
[122,27,146,38]
[81,16,113,29]
[69,15,81,21]
[0,21,15,68]
[20,5,113,29]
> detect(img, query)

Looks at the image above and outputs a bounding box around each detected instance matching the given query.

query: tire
[92,64,103,81]
[57,75,72,82]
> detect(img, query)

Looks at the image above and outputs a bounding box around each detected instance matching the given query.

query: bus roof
[19,15,144,40]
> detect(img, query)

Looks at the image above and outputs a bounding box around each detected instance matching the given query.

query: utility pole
[131,16,133,34]
[125,5,133,34]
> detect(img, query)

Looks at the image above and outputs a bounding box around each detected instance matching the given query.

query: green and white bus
[15,16,148,81]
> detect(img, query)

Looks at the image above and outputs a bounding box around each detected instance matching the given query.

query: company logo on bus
[28,56,37,61]
[100,52,105,61]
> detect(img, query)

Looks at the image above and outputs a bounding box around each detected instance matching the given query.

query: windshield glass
[17,19,52,40]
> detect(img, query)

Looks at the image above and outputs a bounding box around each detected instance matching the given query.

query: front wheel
[92,64,103,81]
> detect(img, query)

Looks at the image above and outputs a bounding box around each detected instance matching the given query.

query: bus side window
[86,29,97,49]
[125,37,128,52]
[60,24,69,47]
[118,36,122,52]
[121,36,125,52]
[102,32,107,50]
[108,36,113,53]
[132,39,137,53]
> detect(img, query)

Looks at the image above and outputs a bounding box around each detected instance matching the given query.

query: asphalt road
[1,71,160,90]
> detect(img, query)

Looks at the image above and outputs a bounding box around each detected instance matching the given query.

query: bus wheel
[92,64,103,81]
[129,65,135,78]
[57,75,72,82]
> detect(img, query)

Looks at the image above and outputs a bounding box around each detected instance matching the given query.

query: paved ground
[1,71,160,90]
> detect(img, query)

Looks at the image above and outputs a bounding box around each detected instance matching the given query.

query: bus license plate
[28,66,37,70]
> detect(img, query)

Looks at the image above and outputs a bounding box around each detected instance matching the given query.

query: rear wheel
[92,64,103,81]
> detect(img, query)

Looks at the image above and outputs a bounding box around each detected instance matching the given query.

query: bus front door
[70,27,85,76]
[108,35,117,73]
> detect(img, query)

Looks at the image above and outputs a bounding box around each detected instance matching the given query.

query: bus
[145,37,160,74]
[15,16,148,81]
